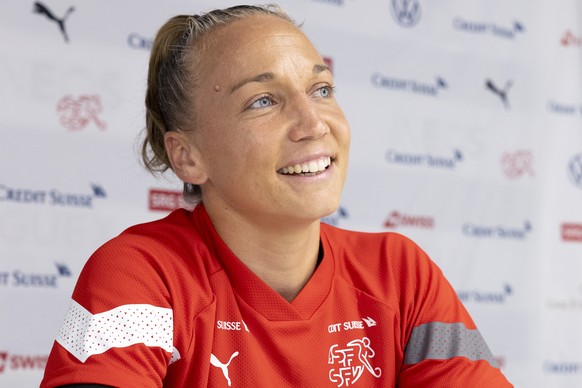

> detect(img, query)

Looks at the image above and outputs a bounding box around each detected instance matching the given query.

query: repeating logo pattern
[457,284,513,304]
[386,149,463,169]
[390,0,421,28]
[544,361,582,375]
[547,100,582,117]
[453,18,525,39]
[372,74,447,97]
[149,189,186,212]
[568,154,582,189]
[127,32,153,50]
[0,351,48,374]
[562,223,582,242]
[33,2,75,42]
[486,79,513,109]
[0,263,72,288]
[501,150,534,179]
[383,210,434,229]
[57,95,107,131]
[0,183,106,208]
[462,221,532,240]
[561,30,582,47]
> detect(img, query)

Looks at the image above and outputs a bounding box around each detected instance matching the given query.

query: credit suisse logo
[0,263,72,289]
[386,148,463,170]
[543,361,582,375]
[372,74,447,97]
[57,94,107,131]
[0,183,106,208]
[321,206,349,226]
[383,210,434,229]
[547,99,582,117]
[453,17,525,40]
[390,0,421,28]
[568,153,582,189]
[462,220,532,240]
[128,32,153,50]
[560,30,582,48]
[546,282,582,312]
[0,351,48,374]
[500,150,534,179]
[457,284,513,304]
[562,223,582,242]
[149,189,186,212]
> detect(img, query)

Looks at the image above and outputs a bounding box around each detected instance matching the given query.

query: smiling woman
[40,4,512,388]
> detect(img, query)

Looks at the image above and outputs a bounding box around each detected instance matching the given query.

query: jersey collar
[192,204,335,321]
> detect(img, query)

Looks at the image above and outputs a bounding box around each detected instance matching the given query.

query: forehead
[205,13,306,51]
[195,14,322,80]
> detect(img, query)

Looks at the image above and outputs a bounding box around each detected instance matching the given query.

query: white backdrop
[1,1,582,387]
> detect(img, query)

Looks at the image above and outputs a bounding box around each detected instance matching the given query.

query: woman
[41,4,512,387]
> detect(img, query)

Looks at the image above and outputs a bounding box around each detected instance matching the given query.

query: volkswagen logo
[390,0,421,28]
[568,153,582,189]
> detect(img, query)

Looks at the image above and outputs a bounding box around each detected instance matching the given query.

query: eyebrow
[229,64,331,94]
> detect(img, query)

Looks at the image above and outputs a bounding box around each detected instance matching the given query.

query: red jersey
[41,204,512,387]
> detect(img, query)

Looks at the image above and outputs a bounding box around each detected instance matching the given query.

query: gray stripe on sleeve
[403,321,499,368]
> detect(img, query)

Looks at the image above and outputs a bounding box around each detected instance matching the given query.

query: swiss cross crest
[56,94,107,131]
[328,337,382,387]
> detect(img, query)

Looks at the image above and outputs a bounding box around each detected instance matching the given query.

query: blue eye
[249,96,274,109]
[313,85,335,98]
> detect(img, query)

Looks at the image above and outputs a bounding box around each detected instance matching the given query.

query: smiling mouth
[278,156,332,176]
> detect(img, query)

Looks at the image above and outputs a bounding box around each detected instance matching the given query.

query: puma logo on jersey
[210,351,239,386]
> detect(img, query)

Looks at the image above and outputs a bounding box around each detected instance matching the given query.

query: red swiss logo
[561,30,582,47]
[0,352,7,373]
[149,189,186,212]
[562,223,582,242]
[56,94,107,131]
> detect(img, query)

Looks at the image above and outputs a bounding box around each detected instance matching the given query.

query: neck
[204,202,321,302]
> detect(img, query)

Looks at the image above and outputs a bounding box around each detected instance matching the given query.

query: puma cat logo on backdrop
[33,2,75,42]
[485,79,513,109]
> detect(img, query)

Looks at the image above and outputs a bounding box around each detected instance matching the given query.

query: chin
[309,199,341,222]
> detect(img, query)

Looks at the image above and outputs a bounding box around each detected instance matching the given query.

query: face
[184,14,350,227]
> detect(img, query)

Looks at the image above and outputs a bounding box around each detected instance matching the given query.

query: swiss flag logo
[323,56,334,75]
[0,352,8,373]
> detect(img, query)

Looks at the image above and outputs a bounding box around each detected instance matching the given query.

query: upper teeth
[279,157,332,174]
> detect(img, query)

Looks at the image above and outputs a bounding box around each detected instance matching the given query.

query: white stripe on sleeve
[56,299,180,364]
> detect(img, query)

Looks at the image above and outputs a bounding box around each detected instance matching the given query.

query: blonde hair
[142,5,295,203]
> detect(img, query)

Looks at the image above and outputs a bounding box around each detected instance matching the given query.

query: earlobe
[164,131,208,185]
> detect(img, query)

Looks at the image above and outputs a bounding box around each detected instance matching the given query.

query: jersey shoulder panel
[73,208,217,312]
[321,224,474,327]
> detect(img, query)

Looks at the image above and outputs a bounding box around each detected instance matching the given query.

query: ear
[164,130,208,185]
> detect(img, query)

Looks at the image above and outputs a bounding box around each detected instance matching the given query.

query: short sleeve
[396,238,513,387]
[40,235,178,388]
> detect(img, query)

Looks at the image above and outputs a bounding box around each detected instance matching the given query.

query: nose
[287,96,330,142]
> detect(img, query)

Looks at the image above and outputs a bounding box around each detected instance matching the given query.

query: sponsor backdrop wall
[1,0,581,386]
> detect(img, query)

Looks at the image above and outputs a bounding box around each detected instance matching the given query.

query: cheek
[208,131,272,176]
[333,116,351,149]
[343,125,351,147]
